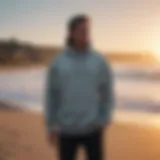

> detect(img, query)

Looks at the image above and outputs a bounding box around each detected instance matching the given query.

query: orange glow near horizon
[151,41,160,62]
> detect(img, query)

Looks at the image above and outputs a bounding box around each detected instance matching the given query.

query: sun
[153,48,160,62]
[151,42,160,62]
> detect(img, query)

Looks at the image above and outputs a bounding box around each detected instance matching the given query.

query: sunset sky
[0,0,160,55]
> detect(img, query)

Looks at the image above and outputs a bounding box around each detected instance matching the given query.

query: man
[45,15,114,160]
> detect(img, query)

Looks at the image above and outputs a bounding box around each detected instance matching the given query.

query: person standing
[45,14,114,160]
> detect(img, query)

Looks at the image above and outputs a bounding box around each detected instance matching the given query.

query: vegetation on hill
[0,38,60,67]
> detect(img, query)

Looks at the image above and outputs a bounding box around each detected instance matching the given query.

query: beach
[0,106,160,160]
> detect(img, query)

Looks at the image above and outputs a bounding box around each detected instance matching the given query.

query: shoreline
[0,62,159,72]
[0,64,46,73]
[1,100,160,129]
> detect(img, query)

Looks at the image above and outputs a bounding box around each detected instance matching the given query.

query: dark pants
[59,129,103,160]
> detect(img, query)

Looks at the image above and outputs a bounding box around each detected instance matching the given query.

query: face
[71,20,90,47]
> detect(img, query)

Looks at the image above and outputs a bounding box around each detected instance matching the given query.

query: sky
[0,0,160,54]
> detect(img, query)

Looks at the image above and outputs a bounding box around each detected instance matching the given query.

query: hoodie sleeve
[45,61,60,132]
[98,58,115,126]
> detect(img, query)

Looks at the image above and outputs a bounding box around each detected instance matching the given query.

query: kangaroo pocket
[57,101,99,129]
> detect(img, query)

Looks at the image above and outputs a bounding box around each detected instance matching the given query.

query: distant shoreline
[0,61,158,72]
[0,64,46,72]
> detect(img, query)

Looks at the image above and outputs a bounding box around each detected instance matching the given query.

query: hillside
[105,52,157,65]
[0,39,158,68]
[0,39,60,67]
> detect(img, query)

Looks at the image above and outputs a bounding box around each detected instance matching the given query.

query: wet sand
[0,108,160,160]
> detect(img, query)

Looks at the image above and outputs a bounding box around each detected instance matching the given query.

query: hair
[66,14,89,47]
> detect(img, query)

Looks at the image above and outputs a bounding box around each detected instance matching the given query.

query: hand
[48,131,57,146]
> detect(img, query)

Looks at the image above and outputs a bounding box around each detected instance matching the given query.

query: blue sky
[0,0,160,53]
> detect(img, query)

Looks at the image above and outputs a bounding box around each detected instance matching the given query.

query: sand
[0,108,160,160]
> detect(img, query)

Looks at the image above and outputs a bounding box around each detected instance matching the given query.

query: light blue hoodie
[45,48,114,135]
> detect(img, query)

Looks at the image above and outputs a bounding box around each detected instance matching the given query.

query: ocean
[0,65,160,127]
